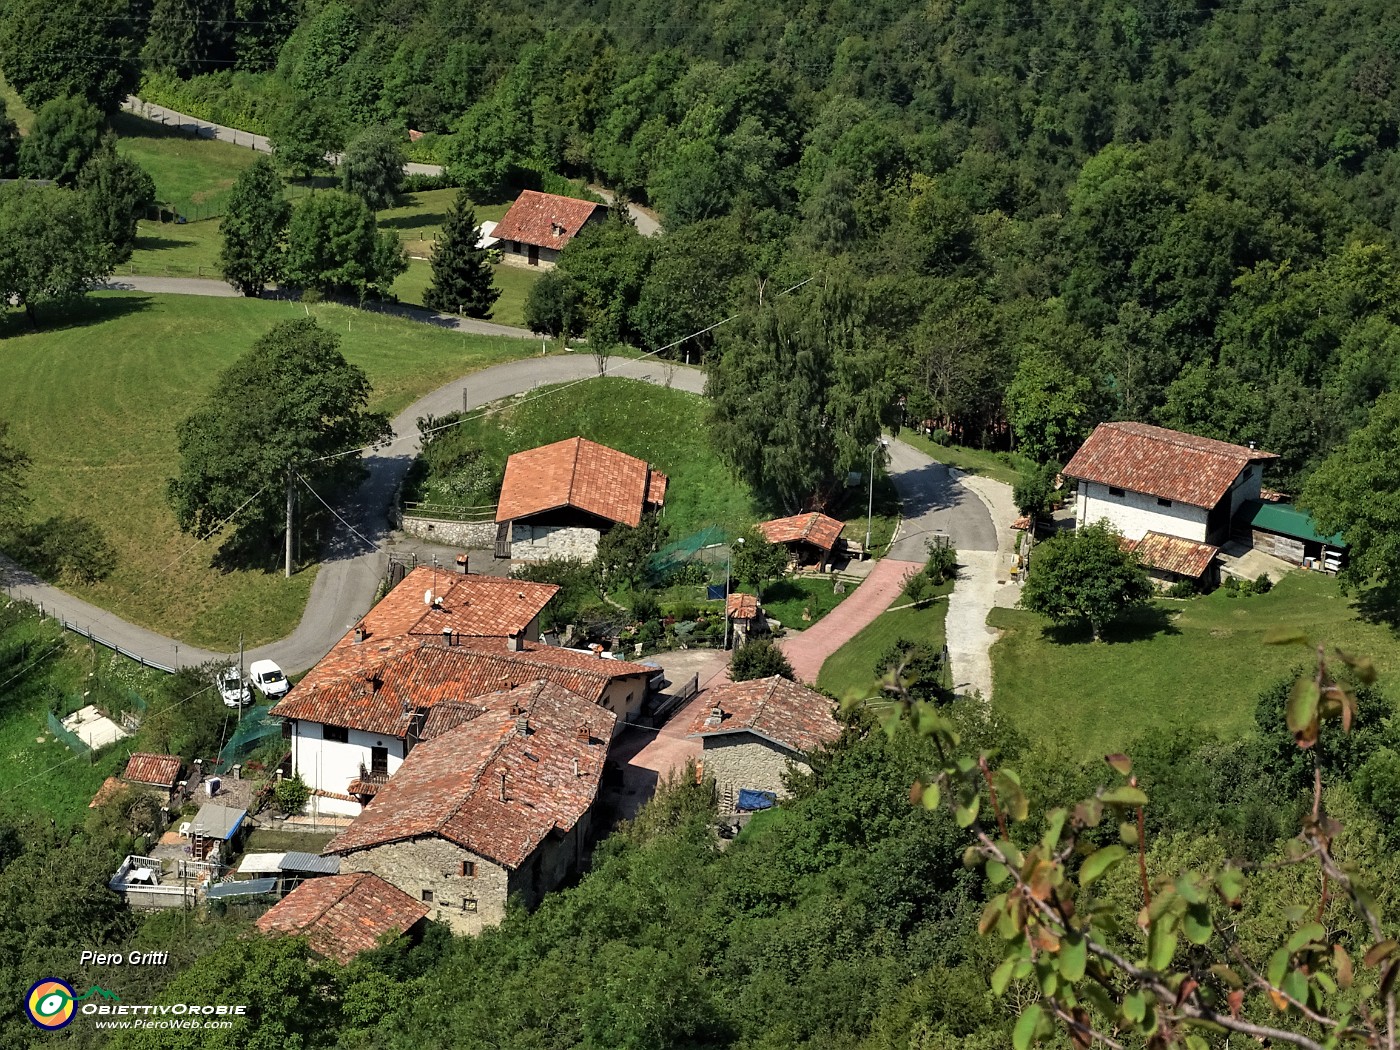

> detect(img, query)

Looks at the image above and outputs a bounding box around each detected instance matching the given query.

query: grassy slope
[988,572,1400,760]
[817,580,954,702]
[390,257,539,329]
[761,576,851,629]
[426,377,758,541]
[0,74,33,134]
[112,112,262,220]
[0,294,532,649]
[898,431,1034,487]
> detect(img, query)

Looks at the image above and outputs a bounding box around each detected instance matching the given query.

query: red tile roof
[351,566,558,645]
[726,593,760,620]
[1063,422,1276,509]
[271,640,651,736]
[689,676,842,754]
[1123,531,1220,579]
[325,681,615,868]
[256,872,428,964]
[122,752,181,789]
[495,437,666,528]
[757,512,846,552]
[492,190,604,251]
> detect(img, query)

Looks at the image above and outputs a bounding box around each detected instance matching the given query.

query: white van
[248,660,290,699]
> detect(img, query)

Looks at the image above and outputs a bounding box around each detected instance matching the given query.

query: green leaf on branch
[990,956,1016,996]
[1080,845,1127,888]
[993,769,1029,821]
[1012,1003,1043,1050]
[1104,753,1132,775]
[1364,940,1398,968]
[1216,867,1245,907]
[1209,963,1243,989]
[1267,947,1290,988]
[1147,922,1178,971]
[1335,944,1354,989]
[1059,935,1087,982]
[1286,678,1320,747]
[1183,904,1213,945]
[1280,968,1308,1009]
[1119,820,1138,846]
[1286,922,1327,954]
[986,860,1010,885]
[1101,785,1148,806]
[921,782,941,810]
[955,794,981,828]
[1041,807,1067,853]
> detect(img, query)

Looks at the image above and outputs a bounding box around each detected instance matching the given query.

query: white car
[216,666,252,708]
[249,660,290,699]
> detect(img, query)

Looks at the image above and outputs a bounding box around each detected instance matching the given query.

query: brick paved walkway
[778,559,922,684]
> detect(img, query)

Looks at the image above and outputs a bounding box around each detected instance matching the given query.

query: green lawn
[0,74,33,134]
[761,576,851,630]
[414,377,759,541]
[243,829,336,854]
[390,257,539,329]
[112,112,262,221]
[0,606,169,826]
[988,572,1400,760]
[126,218,225,278]
[898,431,1034,486]
[0,294,534,648]
[378,189,512,257]
[817,580,954,704]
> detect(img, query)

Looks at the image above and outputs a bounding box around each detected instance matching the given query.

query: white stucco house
[1062,422,1277,583]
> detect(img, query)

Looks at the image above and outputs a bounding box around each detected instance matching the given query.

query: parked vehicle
[216,666,252,708]
[249,660,290,699]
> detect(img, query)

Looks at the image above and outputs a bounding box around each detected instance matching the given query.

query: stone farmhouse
[256,871,429,964]
[491,190,605,269]
[495,437,667,563]
[323,680,616,936]
[690,676,843,807]
[1062,422,1277,586]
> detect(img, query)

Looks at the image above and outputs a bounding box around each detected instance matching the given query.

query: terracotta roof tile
[325,681,615,868]
[491,191,603,251]
[1064,422,1275,508]
[256,872,428,964]
[726,593,760,620]
[352,566,557,645]
[689,676,842,753]
[1124,531,1220,578]
[122,752,181,789]
[496,437,662,527]
[757,512,846,552]
[271,640,651,736]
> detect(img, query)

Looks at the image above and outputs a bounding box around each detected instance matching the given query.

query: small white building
[1064,423,1275,543]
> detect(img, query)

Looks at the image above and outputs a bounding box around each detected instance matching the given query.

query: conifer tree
[424,189,500,318]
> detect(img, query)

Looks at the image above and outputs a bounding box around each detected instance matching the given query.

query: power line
[294,471,381,556]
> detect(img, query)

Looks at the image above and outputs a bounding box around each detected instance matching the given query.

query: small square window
[322,724,348,743]
[460,861,476,878]
[461,898,477,912]
[421,889,434,903]
[1157,497,1172,507]
[1108,486,1125,497]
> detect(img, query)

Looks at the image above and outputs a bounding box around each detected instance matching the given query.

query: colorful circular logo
[24,979,76,1030]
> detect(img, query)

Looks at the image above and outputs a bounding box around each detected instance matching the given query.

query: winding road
[1,278,1014,693]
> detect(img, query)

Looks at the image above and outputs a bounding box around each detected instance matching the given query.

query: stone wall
[510,522,600,563]
[400,517,499,549]
[701,733,809,801]
[340,838,509,937]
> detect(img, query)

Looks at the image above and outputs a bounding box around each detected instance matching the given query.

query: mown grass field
[0,294,533,648]
[112,112,262,220]
[817,580,954,703]
[390,257,539,329]
[988,572,1400,760]
[761,576,851,630]
[0,74,33,134]
[419,377,759,542]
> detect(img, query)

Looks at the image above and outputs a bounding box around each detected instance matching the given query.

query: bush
[923,540,958,584]
[670,599,698,622]
[875,638,947,704]
[730,638,795,682]
[5,514,117,583]
[904,570,935,607]
[1013,461,1061,518]
[1252,573,1274,594]
[273,773,310,816]
[1165,579,1197,599]
[631,592,660,623]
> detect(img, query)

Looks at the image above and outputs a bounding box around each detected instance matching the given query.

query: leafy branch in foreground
[881,637,1391,1050]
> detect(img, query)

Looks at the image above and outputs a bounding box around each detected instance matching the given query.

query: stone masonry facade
[399,518,500,549]
[510,523,601,563]
[701,733,811,802]
[340,837,509,937]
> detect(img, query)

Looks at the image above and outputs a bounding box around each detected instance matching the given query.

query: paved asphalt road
[0,350,705,673]
[885,437,999,559]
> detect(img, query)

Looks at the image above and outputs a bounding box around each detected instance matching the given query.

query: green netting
[216,704,281,773]
[647,526,730,580]
[47,710,92,757]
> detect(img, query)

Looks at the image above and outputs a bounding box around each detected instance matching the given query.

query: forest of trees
[79,0,1400,499]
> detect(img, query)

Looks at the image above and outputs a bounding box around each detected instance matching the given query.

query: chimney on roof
[575,724,589,743]
[1248,440,1257,450]
[442,626,453,647]
[589,643,603,658]
[507,632,523,652]
[498,769,508,802]
[706,707,723,727]
[515,715,529,736]
[353,625,365,644]
[572,757,580,778]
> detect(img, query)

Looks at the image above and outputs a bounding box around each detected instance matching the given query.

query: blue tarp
[737,789,777,811]
[706,584,727,601]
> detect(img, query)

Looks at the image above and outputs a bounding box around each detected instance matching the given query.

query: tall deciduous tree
[339,125,405,211]
[77,138,156,263]
[0,183,111,326]
[0,0,141,111]
[729,640,795,682]
[708,275,888,511]
[284,190,405,299]
[143,0,233,77]
[423,189,499,317]
[218,157,290,296]
[1019,521,1152,641]
[18,96,103,185]
[1299,392,1400,592]
[1005,349,1095,464]
[166,318,391,559]
[267,93,342,179]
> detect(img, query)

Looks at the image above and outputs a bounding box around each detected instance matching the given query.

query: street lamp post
[723,537,745,651]
[866,436,889,556]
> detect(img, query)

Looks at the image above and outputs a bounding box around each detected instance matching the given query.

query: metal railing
[400,501,497,523]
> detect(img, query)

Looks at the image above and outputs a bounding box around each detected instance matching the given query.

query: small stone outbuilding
[689,676,842,807]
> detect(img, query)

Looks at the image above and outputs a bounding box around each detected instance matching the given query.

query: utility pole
[285,469,295,578]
